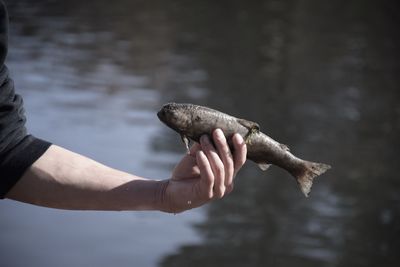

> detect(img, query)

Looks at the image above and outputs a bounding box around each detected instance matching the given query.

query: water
[1,0,400,266]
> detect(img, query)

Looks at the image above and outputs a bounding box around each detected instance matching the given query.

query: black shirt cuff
[0,135,51,198]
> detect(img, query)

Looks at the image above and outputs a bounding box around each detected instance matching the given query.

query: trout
[157,102,331,197]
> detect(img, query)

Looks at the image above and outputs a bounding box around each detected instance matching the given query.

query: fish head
[157,103,192,133]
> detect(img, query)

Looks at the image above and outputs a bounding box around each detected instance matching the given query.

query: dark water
[1,0,400,266]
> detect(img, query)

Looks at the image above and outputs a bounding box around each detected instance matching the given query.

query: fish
[157,102,331,197]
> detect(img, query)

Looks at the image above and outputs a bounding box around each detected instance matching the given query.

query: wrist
[154,179,171,213]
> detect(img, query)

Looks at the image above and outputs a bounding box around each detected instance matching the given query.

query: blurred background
[0,0,399,266]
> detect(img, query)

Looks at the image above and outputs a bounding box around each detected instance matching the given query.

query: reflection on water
[160,1,400,267]
[1,0,400,267]
[2,1,206,267]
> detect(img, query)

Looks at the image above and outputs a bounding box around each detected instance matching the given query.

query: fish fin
[294,161,331,197]
[237,118,260,132]
[280,143,290,151]
[258,163,271,171]
[181,134,190,154]
[237,119,260,144]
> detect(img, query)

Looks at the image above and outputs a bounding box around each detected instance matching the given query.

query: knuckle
[214,132,228,151]
[205,177,213,186]
[221,147,232,161]
[200,185,214,200]
[224,176,233,187]
[219,186,226,197]
[216,193,224,199]
[234,153,246,167]
[211,158,224,177]
[227,159,234,171]
[215,167,224,179]
[227,148,233,157]
[200,135,212,148]
[241,155,247,166]
[226,183,234,194]
[225,162,234,178]
[215,186,225,199]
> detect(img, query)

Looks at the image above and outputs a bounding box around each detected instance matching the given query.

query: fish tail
[293,161,331,197]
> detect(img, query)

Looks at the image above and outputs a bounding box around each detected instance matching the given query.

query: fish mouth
[157,109,165,122]
[157,108,178,133]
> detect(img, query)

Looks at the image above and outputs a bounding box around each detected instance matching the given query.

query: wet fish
[157,102,331,197]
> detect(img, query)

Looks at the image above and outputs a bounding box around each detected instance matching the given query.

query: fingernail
[234,133,244,144]
[214,129,224,140]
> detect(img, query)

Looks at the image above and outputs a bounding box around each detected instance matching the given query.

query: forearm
[5,145,167,211]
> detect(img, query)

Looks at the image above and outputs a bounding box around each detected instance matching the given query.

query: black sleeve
[0,1,51,198]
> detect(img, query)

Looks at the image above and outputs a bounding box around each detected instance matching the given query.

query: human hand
[160,128,247,213]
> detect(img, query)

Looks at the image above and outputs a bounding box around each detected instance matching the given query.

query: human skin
[5,129,247,213]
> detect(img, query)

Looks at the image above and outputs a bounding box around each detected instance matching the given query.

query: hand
[160,129,247,213]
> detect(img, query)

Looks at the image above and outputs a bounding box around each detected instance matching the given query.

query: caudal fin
[295,161,331,197]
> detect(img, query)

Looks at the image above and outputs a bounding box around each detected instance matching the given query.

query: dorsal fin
[280,143,290,151]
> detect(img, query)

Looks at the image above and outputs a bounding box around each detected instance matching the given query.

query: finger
[212,129,234,190]
[232,133,247,175]
[200,134,225,198]
[196,150,214,200]
[188,142,201,157]
[225,182,234,194]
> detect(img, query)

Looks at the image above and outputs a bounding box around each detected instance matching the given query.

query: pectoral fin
[280,143,290,152]
[237,118,260,132]
[237,118,260,144]
[181,134,190,154]
[258,163,271,171]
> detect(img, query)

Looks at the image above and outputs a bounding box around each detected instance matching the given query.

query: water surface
[1,1,399,267]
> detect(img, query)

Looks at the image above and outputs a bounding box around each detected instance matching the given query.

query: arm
[5,144,164,210]
[5,129,247,213]
[1,2,247,211]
